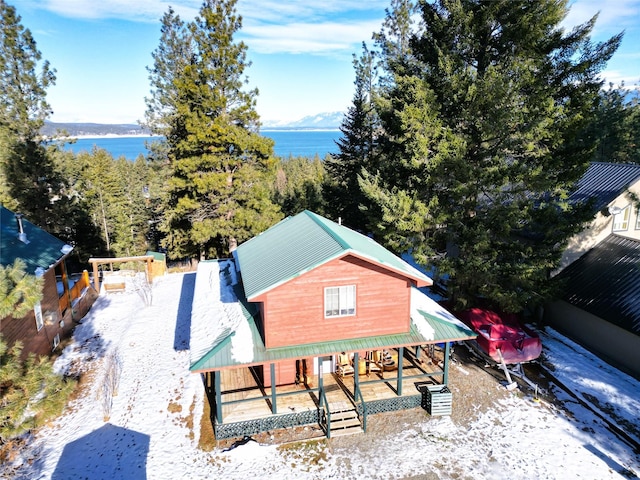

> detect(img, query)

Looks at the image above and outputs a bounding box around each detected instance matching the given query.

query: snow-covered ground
[4,271,639,479]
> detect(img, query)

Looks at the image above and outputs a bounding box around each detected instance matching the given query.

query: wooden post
[146,257,152,284]
[443,342,450,385]
[397,347,404,396]
[353,352,360,397]
[92,261,100,293]
[270,363,277,414]
[215,371,222,423]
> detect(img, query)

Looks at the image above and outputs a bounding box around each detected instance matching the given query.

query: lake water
[63,130,341,160]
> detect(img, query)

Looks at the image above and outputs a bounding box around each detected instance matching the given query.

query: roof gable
[570,162,640,213]
[0,206,71,274]
[234,210,432,300]
[556,234,640,335]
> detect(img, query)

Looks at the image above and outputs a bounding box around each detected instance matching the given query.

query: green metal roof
[146,251,166,261]
[0,205,72,274]
[234,210,432,300]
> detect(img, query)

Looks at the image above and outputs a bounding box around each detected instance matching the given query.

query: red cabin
[189,210,476,440]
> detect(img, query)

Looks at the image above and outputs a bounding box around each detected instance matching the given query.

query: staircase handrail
[354,383,367,432]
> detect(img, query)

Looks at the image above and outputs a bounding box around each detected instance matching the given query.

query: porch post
[270,363,277,414]
[61,260,74,321]
[396,347,404,396]
[443,342,450,385]
[353,352,360,396]
[91,260,100,293]
[318,357,324,391]
[215,371,223,423]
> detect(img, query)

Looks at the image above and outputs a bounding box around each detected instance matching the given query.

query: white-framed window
[34,302,43,331]
[324,285,356,318]
[636,207,640,230]
[612,206,630,231]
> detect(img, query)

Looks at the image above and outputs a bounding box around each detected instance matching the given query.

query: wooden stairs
[328,403,363,437]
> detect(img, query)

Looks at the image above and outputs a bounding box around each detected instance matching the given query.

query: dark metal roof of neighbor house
[233,210,432,301]
[570,162,640,213]
[0,205,72,274]
[556,234,640,336]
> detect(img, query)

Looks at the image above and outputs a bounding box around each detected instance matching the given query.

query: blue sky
[15,0,640,125]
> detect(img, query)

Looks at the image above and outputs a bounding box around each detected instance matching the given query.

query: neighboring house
[544,162,640,379]
[557,162,640,273]
[545,235,640,377]
[0,206,97,357]
[190,210,476,440]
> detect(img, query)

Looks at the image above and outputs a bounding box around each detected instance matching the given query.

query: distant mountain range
[41,111,344,137]
[42,122,150,137]
[262,111,345,130]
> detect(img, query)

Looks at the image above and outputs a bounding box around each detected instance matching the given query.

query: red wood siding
[262,360,297,387]
[260,255,412,348]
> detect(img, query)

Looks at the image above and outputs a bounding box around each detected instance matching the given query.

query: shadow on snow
[173,272,196,351]
[51,423,150,480]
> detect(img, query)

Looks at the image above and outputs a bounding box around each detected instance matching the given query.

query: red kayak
[457,308,542,365]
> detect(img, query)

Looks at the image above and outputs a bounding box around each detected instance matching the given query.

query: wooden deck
[216,347,447,424]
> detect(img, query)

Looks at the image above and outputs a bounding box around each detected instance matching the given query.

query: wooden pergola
[88,255,154,293]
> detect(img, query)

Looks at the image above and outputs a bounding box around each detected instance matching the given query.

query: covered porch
[203,343,454,439]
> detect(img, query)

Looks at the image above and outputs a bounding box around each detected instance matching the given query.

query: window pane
[325,285,356,317]
[613,207,630,231]
[325,287,339,316]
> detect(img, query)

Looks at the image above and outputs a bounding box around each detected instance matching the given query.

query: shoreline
[55,129,340,140]
[57,134,158,140]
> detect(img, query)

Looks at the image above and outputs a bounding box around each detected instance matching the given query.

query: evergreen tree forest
[329,0,632,314]
[1,0,638,310]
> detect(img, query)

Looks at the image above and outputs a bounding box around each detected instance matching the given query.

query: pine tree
[0,259,43,319]
[0,261,72,443]
[0,1,63,229]
[591,84,640,164]
[324,43,379,231]
[0,336,74,442]
[273,156,325,217]
[145,0,282,259]
[363,0,622,312]
[115,156,154,256]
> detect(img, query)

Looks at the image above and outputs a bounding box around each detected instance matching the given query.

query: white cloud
[242,20,383,55]
[24,0,200,22]
[564,0,640,35]
[26,0,388,55]
[600,69,640,89]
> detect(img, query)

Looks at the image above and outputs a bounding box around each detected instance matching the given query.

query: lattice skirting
[215,395,424,439]
[357,394,422,415]
[215,409,321,440]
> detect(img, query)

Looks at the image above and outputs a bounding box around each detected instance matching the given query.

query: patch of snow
[411,287,472,341]
[189,260,252,368]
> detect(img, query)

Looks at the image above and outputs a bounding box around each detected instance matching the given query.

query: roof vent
[15,213,29,244]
